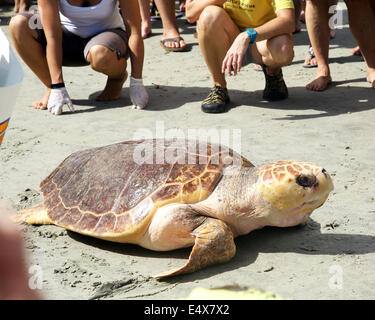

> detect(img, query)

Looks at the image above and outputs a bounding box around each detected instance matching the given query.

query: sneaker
[201,85,230,113]
[262,65,289,101]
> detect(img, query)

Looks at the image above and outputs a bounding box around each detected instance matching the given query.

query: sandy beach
[1,3,375,300]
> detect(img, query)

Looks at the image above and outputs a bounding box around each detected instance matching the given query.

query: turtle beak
[322,168,328,177]
[317,168,334,193]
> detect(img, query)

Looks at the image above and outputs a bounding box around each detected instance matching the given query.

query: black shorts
[19,12,129,67]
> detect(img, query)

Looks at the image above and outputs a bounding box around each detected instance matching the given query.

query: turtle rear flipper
[12,204,52,225]
[154,218,236,279]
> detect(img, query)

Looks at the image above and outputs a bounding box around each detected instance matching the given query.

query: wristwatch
[246,28,258,45]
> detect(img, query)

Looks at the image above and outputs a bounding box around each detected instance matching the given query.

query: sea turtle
[13,139,334,278]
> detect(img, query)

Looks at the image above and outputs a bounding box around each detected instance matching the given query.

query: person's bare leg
[293,0,302,32]
[345,0,375,88]
[300,0,306,22]
[9,14,51,109]
[252,34,294,76]
[350,1,375,56]
[138,0,152,39]
[0,200,41,300]
[14,0,20,13]
[19,0,30,12]
[197,5,240,88]
[87,45,128,101]
[329,0,338,39]
[304,0,337,68]
[305,0,332,91]
[179,0,186,12]
[155,0,186,50]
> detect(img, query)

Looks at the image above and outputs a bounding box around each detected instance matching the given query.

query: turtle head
[256,161,334,227]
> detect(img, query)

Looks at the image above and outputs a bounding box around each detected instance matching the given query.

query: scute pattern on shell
[259,160,321,184]
[40,139,253,237]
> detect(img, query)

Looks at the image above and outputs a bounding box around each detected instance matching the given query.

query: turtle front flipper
[154,218,236,279]
[12,204,52,225]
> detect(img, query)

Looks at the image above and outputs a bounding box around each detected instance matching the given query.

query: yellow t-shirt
[223,0,294,31]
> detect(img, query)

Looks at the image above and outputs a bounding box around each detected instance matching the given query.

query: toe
[32,101,42,109]
[179,39,186,49]
[166,41,174,49]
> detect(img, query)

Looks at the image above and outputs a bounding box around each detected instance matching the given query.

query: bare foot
[367,68,375,88]
[306,75,332,91]
[141,20,152,39]
[95,71,127,101]
[31,89,50,110]
[351,46,362,56]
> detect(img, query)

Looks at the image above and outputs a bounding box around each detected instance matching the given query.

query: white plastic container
[0,28,24,146]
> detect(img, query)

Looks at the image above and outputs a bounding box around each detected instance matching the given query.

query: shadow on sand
[67,217,375,283]
[70,81,375,120]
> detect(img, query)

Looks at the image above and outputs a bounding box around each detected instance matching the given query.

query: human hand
[221,32,250,76]
[47,87,75,116]
[129,76,149,110]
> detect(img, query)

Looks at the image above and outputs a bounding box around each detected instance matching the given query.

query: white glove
[47,87,75,116]
[129,76,149,110]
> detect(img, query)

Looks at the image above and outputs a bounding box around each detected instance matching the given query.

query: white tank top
[59,0,126,38]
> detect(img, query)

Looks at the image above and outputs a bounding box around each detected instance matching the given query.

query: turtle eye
[296,174,317,188]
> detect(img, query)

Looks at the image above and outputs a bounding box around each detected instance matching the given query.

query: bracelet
[50,83,65,89]
[246,28,258,45]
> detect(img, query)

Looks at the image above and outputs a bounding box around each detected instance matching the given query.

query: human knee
[9,15,30,40]
[279,42,295,65]
[270,35,294,66]
[88,45,115,72]
[197,5,225,34]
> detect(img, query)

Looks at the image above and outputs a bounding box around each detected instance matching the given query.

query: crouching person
[186,0,295,113]
[9,0,149,115]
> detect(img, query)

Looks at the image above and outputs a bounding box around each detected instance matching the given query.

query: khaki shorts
[19,12,129,67]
